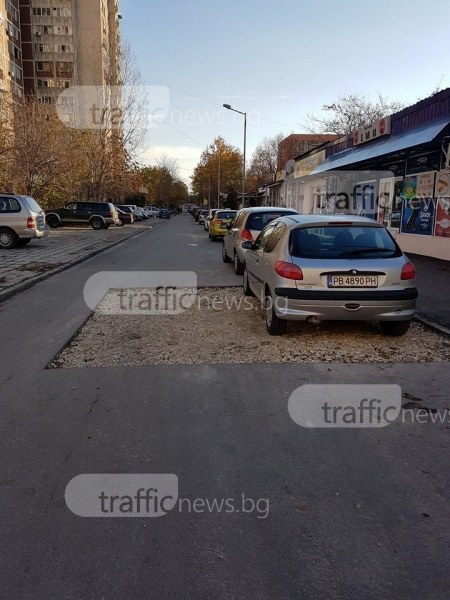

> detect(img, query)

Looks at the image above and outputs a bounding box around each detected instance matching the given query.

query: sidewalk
[409,253,450,333]
[0,223,155,302]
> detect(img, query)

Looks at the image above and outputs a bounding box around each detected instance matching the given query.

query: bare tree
[304,93,404,135]
[246,132,284,192]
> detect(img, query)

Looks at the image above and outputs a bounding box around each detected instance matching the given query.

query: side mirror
[241,241,253,250]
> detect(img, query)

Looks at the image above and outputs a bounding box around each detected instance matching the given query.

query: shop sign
[294,150,326,177]
[353,116,391,146]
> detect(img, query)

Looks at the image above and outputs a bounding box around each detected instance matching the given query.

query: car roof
[277,214,384,227]
[241,206,298,214]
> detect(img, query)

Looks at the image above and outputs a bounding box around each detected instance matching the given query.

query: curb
[414,315,450,338]
[0,223,162,305]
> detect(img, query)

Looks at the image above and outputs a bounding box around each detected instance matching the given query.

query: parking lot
[0,222,155,299]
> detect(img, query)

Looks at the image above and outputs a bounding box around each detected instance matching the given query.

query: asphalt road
[0,215,449,600]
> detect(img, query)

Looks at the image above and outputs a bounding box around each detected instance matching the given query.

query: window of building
[6,1,19,23]
[32,7,51,17]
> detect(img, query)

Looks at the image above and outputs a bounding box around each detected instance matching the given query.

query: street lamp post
[223,104,247,208]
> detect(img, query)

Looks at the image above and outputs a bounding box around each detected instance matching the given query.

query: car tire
[47,215,59,228]
[17,238,31,246]
[0,228,18,249]
[264,290,287,336]
[380,320,411,336]
[222,244,232,263]
[91,217,104,230]
[243,268,254,297]
[234,252,244,275]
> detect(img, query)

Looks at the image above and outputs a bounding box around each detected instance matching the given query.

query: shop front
[307,105,450,260]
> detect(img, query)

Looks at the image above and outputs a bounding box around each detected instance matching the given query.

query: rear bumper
[210,225,227,237]
[21,227,48,240]
[273,287,418,322]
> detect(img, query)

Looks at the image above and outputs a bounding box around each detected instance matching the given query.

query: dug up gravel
[50,287,450,368]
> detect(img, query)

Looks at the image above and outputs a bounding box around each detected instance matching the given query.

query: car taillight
[401,261,416,280]
[27,217,35,229]
[241,228,253,241]
[275,261,303,280]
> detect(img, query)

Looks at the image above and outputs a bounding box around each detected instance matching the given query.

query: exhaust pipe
[307,316,322,325]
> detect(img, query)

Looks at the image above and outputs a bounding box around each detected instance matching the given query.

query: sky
[120,0,450,186]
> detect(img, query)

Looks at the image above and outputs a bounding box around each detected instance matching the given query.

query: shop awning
[310,115,450,174]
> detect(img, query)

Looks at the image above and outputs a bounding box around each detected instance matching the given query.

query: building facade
[276,134,338,180]
[0,0,24,97]
[17,0,120,105]
[285,89,450,260]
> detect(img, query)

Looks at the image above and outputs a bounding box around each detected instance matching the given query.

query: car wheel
[0,228,18,249]
[264,289,287,336]
[91,217,103,230]
[243,268,254,297]
[380,320,411,336]
[222,243,231,263]
[17,238,31,246]
[47,215,59,228]
[234,252,244,275]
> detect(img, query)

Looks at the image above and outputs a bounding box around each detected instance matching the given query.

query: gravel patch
[49,287,450,368]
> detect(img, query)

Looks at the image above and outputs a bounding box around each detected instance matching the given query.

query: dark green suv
[45,202,120,230]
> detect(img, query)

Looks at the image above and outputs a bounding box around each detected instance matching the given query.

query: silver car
[222,207,298,275]
[242,215,418,336]
[0,194,48,249]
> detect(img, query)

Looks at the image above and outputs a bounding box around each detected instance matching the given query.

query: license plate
[328,275,378,288]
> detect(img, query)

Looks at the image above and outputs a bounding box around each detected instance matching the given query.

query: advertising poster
[434,171,450,237]
[400,174,435,235]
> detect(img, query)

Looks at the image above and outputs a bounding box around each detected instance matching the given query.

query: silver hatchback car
[0,194,48,249]
[222,207,298,274]
[242,215,418,336]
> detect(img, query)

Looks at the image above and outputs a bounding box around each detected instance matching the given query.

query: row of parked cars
[190,205,418,338]
[0,194,178,249]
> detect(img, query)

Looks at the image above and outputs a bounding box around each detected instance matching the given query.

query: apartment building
[0,0,24,97]
[18,0,120,105]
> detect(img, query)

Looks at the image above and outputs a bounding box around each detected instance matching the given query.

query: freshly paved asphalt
[0,215,449,599]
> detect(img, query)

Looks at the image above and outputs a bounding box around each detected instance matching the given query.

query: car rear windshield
[290,226,401,259]
[216,211,236,219]
[247,211,297,231]
[24,197,44,213]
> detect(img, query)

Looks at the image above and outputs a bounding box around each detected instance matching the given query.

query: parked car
[122,205,146,221]
[195,208,207,222]
[116,207,134,225]
[204,209,218,231]
[197,209,209,225]
[222,207,299,274]
[46,201,120,230]
[118,206,135,222]
[144,207,160,218]
[209,210,237,241]
[0,194,48,249]
[159,209,171,219]
[241,214,418,336]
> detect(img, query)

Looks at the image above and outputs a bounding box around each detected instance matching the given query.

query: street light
[223,103,247,208]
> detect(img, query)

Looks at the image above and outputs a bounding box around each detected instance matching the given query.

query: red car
[116,207,134,225]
